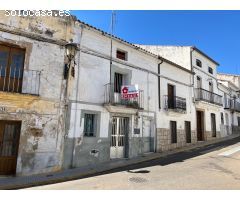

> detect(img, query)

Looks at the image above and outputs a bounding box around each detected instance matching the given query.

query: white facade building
[140,45,224,142]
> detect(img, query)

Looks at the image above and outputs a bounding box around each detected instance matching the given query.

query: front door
[0,120,21,175]
[196,111,204,141]
[211,113,217,137]
[185,121,191,143]
[110,117,129,159]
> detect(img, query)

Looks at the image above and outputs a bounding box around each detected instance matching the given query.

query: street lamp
[65,42,78,78]
[65,42,78,62]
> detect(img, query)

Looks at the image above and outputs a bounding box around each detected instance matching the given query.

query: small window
[84,113,96,137]
[196,59,202,67]
[221,112,224,124]
[116,50,127,61]
[208,67,213,74]
[170,121,177,143]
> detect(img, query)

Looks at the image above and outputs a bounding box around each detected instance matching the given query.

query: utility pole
[109,11,116,85]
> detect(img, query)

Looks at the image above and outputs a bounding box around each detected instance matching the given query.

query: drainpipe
[154,58,163,153]
[190,48,195,92]
[70,25,84,168]
[158,59,163,110]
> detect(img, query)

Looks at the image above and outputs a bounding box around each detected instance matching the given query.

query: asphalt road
[26,137,240,190]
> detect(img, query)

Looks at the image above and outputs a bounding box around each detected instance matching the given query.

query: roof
[70,16,193,75]
[218,72,240,77]
[192,46,219,66]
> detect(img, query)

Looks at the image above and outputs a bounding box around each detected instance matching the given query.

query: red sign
[121,85,139,99]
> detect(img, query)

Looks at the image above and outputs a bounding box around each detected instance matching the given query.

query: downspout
[190,48,195,91]
[158,59,163,110]
[154,58,163,153]
[70,25,84,168]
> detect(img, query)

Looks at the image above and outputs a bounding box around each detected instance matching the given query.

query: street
[26,137,240,190]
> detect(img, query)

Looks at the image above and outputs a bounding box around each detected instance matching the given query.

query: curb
[0,134,240,190]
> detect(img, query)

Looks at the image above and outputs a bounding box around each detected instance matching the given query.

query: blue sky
[70,10,240,75]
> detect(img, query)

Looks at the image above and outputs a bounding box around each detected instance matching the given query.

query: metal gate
[110,117,129,159]
[0,121,21,175]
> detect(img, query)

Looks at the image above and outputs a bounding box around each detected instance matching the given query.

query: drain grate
[129,177,148,183]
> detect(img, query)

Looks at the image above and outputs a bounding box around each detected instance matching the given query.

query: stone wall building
[0,11,79,176]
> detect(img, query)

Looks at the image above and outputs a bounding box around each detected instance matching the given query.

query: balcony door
[209,82,214,103]
[168,84,175,109]
[197,76,202,89]
[0,44,25,93]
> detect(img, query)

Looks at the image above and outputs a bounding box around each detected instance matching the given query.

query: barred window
[84,114,96,137]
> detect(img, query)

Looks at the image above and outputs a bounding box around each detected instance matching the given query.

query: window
[208,67,213,74]
[114,73,123,93]
[221,112,224,124]
[116,50,127,61]
[84,113,97,137]
[170,121,177,143]
[0,44,25,93]
[196,59,202,67]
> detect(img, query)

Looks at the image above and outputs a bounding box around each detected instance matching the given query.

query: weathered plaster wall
[0,12,77,175]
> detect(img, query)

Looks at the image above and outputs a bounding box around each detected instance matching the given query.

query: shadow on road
[90,136,240,177]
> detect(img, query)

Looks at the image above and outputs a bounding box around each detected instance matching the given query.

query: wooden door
[197,111,204,141]
[0,121,21,175]
[168,84,175,109]
[211,113,217,137]
[0,44,25,93]
[185,121,191,143]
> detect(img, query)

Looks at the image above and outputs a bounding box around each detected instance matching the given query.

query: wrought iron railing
[224,98,240,112]
[194,88,223,106]
[104,83,144,109]
[0,66,41,95]
[164,95,187,112]
[224,98,232,109]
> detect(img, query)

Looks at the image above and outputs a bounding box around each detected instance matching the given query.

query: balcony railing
[194,88,223,106]
[224,98,240,112]
[224,98,232,109]
[0,66,41,95]
[104,83,144,109]
[164,95,187,112]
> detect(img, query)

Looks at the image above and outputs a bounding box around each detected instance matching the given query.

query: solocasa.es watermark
[5,10,71,17]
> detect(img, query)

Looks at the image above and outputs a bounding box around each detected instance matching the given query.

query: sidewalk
[0,134,240,190]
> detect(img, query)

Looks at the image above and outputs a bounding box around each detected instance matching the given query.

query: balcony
[194,88,223,106]
[164,95,187,113]
[104,83,144,109]
[225,98,240,112]
[0,66,41,96]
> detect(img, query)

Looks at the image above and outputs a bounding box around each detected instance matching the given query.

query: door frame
[0,120,22,175]
[196,110,205,141]
[109,114,130,159]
